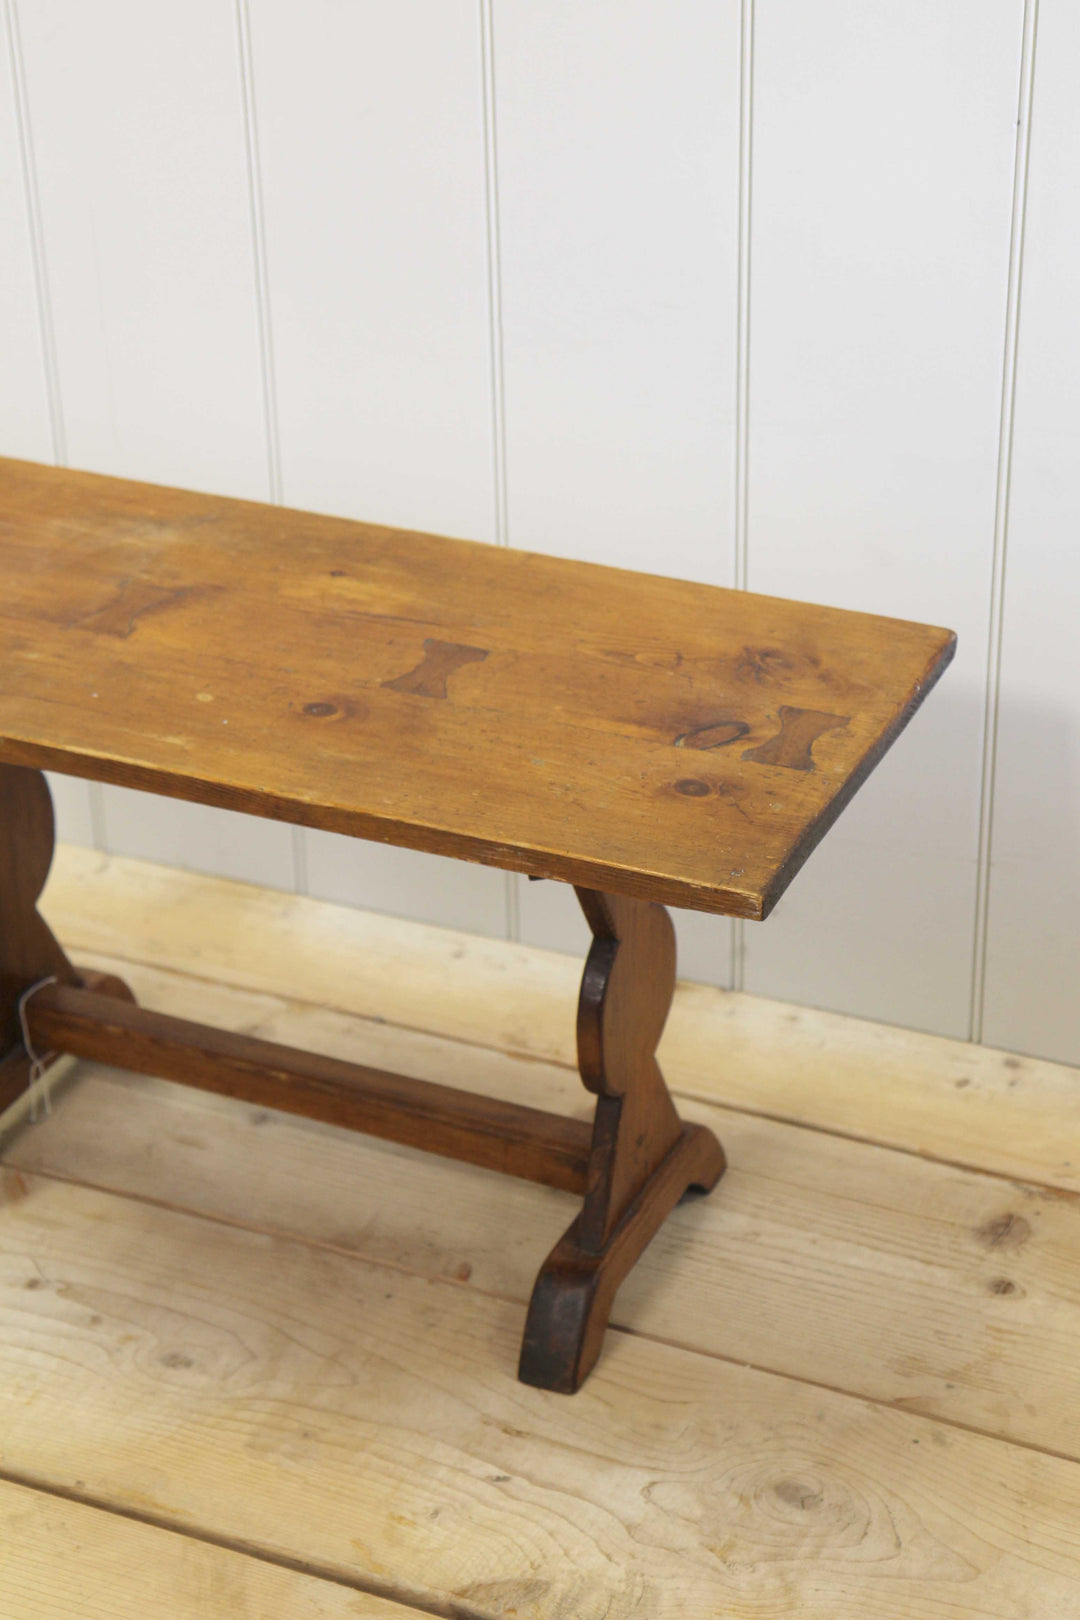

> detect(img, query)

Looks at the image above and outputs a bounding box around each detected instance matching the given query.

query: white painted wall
[2,1,1073,1064]
[981,0,1080,1066]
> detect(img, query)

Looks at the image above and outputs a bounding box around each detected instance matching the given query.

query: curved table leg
[519,888,726,1393]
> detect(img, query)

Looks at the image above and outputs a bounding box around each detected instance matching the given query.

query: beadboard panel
[247,0,493,541]
[7,2,1080,1056]
[519,878,731,990]
[13,0,290,891]
[982,0,1080,1064]
[0,9,52,462]
[1,12,99,867]
[492,0,740,579]
[45,773,95,849]
[243,0,501,935]
[14,0,268,497]
[99,785,295,894]
[305,829,508,942]
[741,0,1024,1036]
[495,0,741,979]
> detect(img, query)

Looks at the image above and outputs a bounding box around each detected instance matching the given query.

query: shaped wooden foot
[519,888,725,1393]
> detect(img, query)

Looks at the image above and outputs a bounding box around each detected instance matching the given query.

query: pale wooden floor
[3,847,1080,1619]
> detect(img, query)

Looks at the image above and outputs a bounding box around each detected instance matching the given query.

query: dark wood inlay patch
[382,638,489,700]
[743,706,850,772]
[74,581,211,639]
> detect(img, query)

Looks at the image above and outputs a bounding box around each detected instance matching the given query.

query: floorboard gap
[0,1464,486,1620]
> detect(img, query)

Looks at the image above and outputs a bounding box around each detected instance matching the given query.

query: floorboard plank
[2,1169,1080,1619]
[5,955,1079,1462]
[42,847,1080,1191]
[0,1476,434,1618]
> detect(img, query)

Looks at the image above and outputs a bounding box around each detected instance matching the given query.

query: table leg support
[4,778,723,1393]
[518,888,725,1393]
[0,766,81,1084]
[0,765,134,1112]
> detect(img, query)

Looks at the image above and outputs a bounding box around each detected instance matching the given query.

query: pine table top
[0,458,954,918]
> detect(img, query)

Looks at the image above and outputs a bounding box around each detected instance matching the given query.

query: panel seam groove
[87,782,107,852]
[731,0,755,992]
[4,0,65,466]
[478,0,518,944]
[235,0,283,507]
[969,0,1040,1043]
[5,0,98,848]
[479,0,509,554]
[235,0,304,896]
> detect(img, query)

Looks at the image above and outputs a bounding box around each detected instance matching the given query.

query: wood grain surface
[519,886,724,1391]
[0,458,955,917]
[25,981,593,1194]
[0,1477,423,1619]
[2,856,1079,1617]
[20,878,726,1394]
[9,951,1079,1460]
[3,1171,1080,1619]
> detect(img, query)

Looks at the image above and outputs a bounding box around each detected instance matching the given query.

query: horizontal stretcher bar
[25,983,593,1194]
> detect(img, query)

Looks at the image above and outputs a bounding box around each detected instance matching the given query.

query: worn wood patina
[0,456,954,1391]
[0,457,953,919]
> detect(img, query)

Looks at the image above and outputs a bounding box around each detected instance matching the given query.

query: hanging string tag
[17,976,59,1122]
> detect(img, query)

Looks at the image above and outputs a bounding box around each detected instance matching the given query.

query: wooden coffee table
[0,457,954,1391]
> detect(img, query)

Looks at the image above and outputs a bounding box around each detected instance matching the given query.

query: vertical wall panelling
[495,0,742,983]
[235,0,283,508]
[235,0,306,894]
[44,775,95,848]
[249,0,495,539]
[250,0,507,934]
[1,0,59,462]
[97,791,300,893]
[983,0,1080,1063]
[742,0,1024,1036]
[16,0,295,885]
[16,0,270,495]
[494,1,741,580]
[479,0,518,942]
[11,3,1079,1046]
[971,0,1040,1041]
[515,878,737,990]
[730,0,755,991]
[479,0,510,555]
[5,1,96,845]
[304,840,510,943]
